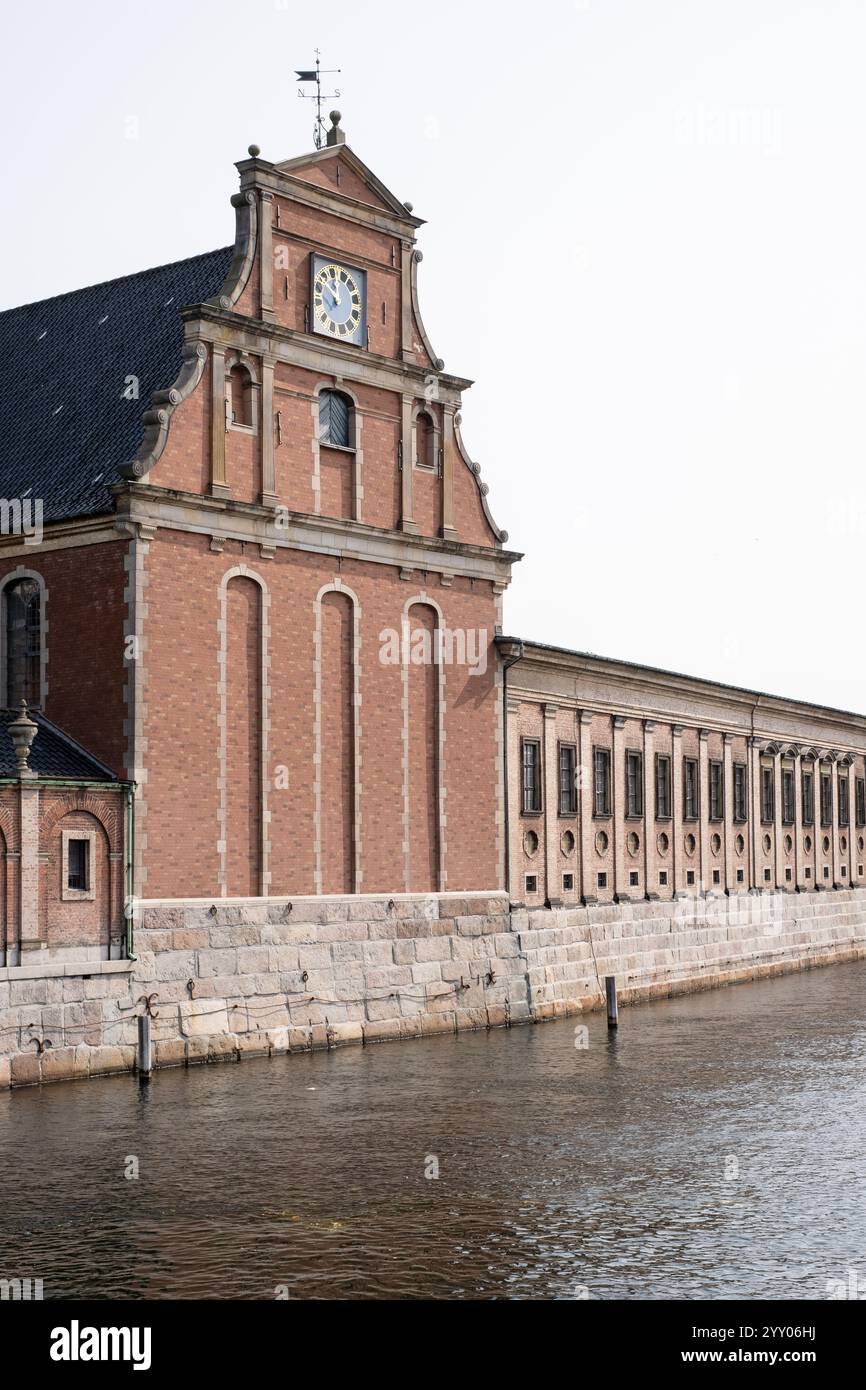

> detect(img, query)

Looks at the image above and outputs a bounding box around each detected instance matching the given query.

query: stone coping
[0,959,134,983]
[137,890,509,907]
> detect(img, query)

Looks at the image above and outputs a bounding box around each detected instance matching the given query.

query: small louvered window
[319,390,353,448]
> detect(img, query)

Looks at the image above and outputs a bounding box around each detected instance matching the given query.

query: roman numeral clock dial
[311,255,367,346]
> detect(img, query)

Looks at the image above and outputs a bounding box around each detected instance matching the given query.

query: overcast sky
[2,0,865,713]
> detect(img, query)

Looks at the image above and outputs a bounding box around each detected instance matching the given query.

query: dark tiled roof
[0,708,119,780]
[0,247,234,522]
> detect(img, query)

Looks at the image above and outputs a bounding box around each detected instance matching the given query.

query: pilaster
[578,710,596,905]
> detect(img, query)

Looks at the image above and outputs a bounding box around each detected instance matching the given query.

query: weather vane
[296,51,341,150]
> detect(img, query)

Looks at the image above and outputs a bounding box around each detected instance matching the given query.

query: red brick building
[0,114,516,955]
[2,116,866,979]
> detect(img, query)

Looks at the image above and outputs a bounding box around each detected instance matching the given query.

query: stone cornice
[112,484,520,585]
[183,303,472,399]
[0,513,121,557]
[498,638,866,751]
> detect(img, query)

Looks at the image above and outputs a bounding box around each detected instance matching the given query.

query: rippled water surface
[2,961,866,1299]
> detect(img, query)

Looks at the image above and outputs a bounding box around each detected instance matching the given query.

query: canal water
[2,960,865,1300]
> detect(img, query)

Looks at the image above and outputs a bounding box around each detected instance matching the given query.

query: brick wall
[0,542,128,775]
[139,531,501,899]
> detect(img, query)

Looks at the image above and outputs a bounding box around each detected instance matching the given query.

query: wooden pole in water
[605,975,618,1029]
[137,1014,152,1078]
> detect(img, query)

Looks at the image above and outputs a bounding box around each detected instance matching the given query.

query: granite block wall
[2,889,866,1088]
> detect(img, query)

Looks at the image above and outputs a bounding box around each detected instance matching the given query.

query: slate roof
[0,708,120,780]
[0,247,234,522]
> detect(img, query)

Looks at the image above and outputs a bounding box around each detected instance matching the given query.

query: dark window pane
[522,740,540,814]
[684,760,698,820]
[734,763,747,822]
[821,774,832,827]
[655,756,671,819]
[67,839,89,892]
[558,744,576,815]
[626,751,643,817]
[594,748,611,817]
[761,767,775,822]
[5,577,40,707]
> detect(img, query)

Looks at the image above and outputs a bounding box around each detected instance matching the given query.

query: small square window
[525,874,537,894]
[712,868,721,885]
[659,870,668,886]
[859,865,864,878]
[562,873,574,891]
[736,868,745,884]
[686,870,695,886]
[785,866,792,882]
[805,866,812,879]
[842,864,847,878]
[597,871,607,889]
[824,865,830,880]
[629,870,639,887]
[764,867,772,883]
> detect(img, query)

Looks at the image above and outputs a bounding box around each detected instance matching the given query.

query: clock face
[311,256,366,345]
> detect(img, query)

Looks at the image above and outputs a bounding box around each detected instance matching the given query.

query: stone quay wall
[2,888,866,1089]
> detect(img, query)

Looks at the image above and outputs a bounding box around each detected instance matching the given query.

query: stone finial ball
[404,200,414,212]
[248,144,261,158]
[330,110,341,125]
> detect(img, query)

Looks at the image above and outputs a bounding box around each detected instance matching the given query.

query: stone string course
[2,889,866,1088]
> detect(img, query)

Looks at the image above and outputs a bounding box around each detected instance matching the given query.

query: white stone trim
[313,579,362,894]
[0,566,48,708]
[217,565,270,897]
[122,528,148,894]
[401,592,447,893]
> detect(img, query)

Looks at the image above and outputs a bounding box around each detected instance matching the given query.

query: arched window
[318,390,353,449]
[415,410,435,470]
[4,577,41,707]
[228,364,253,426]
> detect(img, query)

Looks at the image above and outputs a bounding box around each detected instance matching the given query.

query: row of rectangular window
[521,738,866,829]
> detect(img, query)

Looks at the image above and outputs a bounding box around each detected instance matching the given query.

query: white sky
[3,0,866,713]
